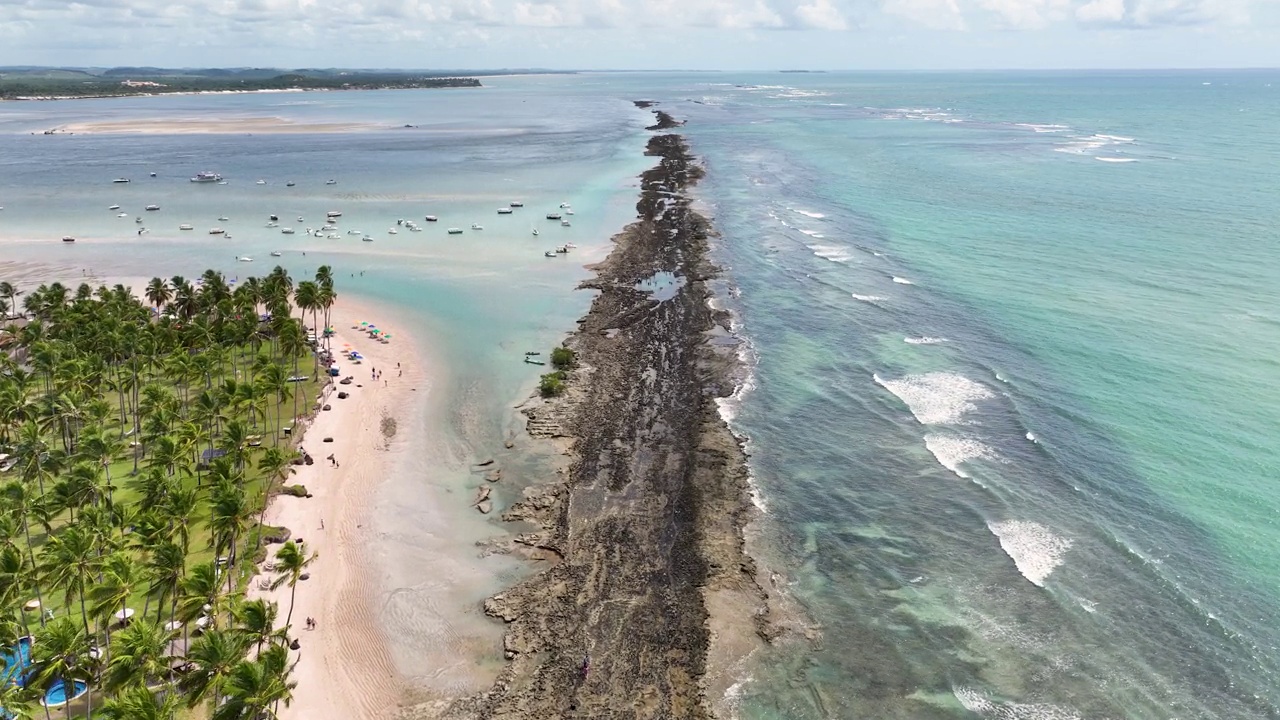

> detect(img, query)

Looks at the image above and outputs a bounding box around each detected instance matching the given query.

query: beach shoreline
[442,106,778,718]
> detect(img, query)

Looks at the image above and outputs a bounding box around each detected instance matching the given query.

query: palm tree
[252,447,291,553]
[91,552,143,640]
[30,617,90,720]
[99,685,182,720]
[103,618,174,693]
[209,481,250,591]
[144,278,172,315]
[212,643,295,720]
[0,681,38,719]
[178,628,248,709]
[269,541,315,633]
[233,598,281,653]
[146,540,185,626]
[40,523,98,636]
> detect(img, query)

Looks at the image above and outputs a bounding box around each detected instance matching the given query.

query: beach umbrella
[360,322,368,327]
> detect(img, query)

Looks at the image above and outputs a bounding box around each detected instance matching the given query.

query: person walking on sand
[326,453,335,467]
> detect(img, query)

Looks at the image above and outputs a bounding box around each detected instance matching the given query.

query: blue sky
[0,0,1276,69]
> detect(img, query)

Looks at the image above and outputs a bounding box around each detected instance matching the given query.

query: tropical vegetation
[0,265,336,718]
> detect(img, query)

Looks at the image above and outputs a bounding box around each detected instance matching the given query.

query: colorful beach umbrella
[360,322,368,326]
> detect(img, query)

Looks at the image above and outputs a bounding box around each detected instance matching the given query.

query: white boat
[510,201,524,207]
[266,222,279,228]
[388,228,398,234]
[564,243,577,249]
[135,217,143,223]
[112,178,130,184]
[286,181,296,187]
[425,215,438,222]
[560,202,571,208]
[327,211,342,218]
[565,210,575,216]
[532,228,539,236]
[347,230,362,235]
[108,204,120,210]
[471,224,483,230]
[179,224,194,230]
[546,213,562,220]
[256,180,266,185]
[362,236,373,242]
[326,179,337,185]
[271,251,283,257]
[326,233,339,239]
[297,216,304,222]
[145,205,160,211]
[497,208,513,215]
[237,256,253,262]
[62,236,76,243]
[116,213,128,218]
[447,228,463,234]
[409,226,422,232]
[544,250,556,257]
[209,228,224,235]
[190,172,222,183]
[218,216,229,221]
[281,228,296,234]
[561,220,571,227]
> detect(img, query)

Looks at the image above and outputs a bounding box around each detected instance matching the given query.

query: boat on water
[217,215,229,221]
[145,205,160,211]
[297,216,304,222]
[560,202,571,208]
[190,172,222,183]
[561,220,571,227]
[409,226,422,232]
[286,182,296,187]
[510,201,524,207]
[471,224,483,230]
[564,243,577,249]
[327,211,342,218]
[447,228,464,235]
[524,357,546,365]
[237,256,253,262]
[544,250,556,257]
[425,215,438,222]
[209,228,224,235]
[362,236,373,242]
[266,222,279,228]
[532,228,539,236]
[149,172,157,177]
[281,228,296,234]
[271,251,283,257]
[546,213,562,220]
[525,351,541,356]
[256,180,266,185]
[112,178,130,184]
[116,213,128,218]
[62,236,76,243]
[179,224,194,230]
[269,214,279,221]
[326,179,337,185]
[388,228,398,234]
[347,230,362,235]
[497,208,514,215]
[556,246,569,254]
[108,204,120,210]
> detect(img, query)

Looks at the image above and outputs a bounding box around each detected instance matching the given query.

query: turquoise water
[3,72,1280,718]
[0,637,31,687]
[42,678,87,706]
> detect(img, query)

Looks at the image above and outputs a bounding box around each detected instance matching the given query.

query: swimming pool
[0,637,32,687]
[43,678,88,707]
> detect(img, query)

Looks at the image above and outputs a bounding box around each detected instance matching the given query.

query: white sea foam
[988,520,1073,587]
[924,434,996,479]
[873,372,994,425]
[851,293,885,304]
[1016,123,1070,133]
[1025,431,1039,443]
[810,244,853,262]
[954,688,1083,720]
[1094,157,1139,163]
[1055,132,1137,156]
[792,208,825,219]
[904,336,946,345]
[799,229,825,238]
[892,276,914,285]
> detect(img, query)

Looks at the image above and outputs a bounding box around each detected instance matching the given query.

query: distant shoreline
[0,77,481,102]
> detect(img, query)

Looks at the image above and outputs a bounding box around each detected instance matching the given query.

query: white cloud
[795,0,849,28]
[881,0,967,29]
[1076,0,1124,22]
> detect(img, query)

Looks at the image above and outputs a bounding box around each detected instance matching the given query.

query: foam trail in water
[892,276,914,285]
[954,688,1083,719]
[1095,157,1139,163]
[791,208,825,219]
[987,520,1072,587]
[810,244,853,262]
[904,336,946,345]
[852,294,885,304]
[874,372,994,425]
[799,228,825,238]
[924,434,995,479]
[1026,431,1039,443]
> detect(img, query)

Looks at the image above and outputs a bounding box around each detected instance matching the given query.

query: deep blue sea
[3,71,1280,719]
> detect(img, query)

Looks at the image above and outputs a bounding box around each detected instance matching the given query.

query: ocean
[3,70,1279,718]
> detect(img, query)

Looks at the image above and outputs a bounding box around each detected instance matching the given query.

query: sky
[0,0,1277,69]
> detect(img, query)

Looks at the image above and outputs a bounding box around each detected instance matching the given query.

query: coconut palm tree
[146,540,185,626]
[212,643,295,720]
[269,541,315,633]
[98,685,182,720]
[40,523,98,636]
[30,617,90,720]
[144,278,172,315]
[91,552,143,640]
[178,628,248,709]
[233,598,281,653]
[103,618,174,693]
[0,681,38,719]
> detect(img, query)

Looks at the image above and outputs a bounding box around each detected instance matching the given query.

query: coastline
[448,107,776,718]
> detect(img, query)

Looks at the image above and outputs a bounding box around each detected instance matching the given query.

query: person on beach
[326,454,335,467]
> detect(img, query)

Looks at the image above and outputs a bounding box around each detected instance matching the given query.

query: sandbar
[51,116,386,135]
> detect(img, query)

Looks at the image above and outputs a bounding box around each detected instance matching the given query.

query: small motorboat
[347,230,362,235]
[237,256,253,262]
[326,179,337,185]
[145,205,160,211]
[447,228,463,235]
[256,180,267,185]
[269,214,279,221]
[510,201,524,207]
[556,246,569,254]
[62,236,76,243]
[498,208,514,214]
[327,211,342,218]
[532,228,539,236]
[112,178,130,184]
[109,204,120,210]
[409,226,423,232]
[116,213,129,218]
[525,351,541,356]
[566,210,575,216]
[388,228,398,234]
[561,220,571,227]
[471,224,483,230]
[223,233,232,239]
[560,202,571,208]
[524,357,546,365]
[281,228,296,234]
[218,215,229,221]
[266,222,279,228]
[286,182,296,187]
[209,228,224,235]
[149,172,157,177]
[326,233,339,239]
[544,250,556,257]
[425,215,438,222]
[297,216,304,222]
[397,219,404,226]
[135,217,143,223]
[179,224,194,230]
[362,236,373,242]
[546,213,562,220]
[564,243,578,249]
[271,251,283,257]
